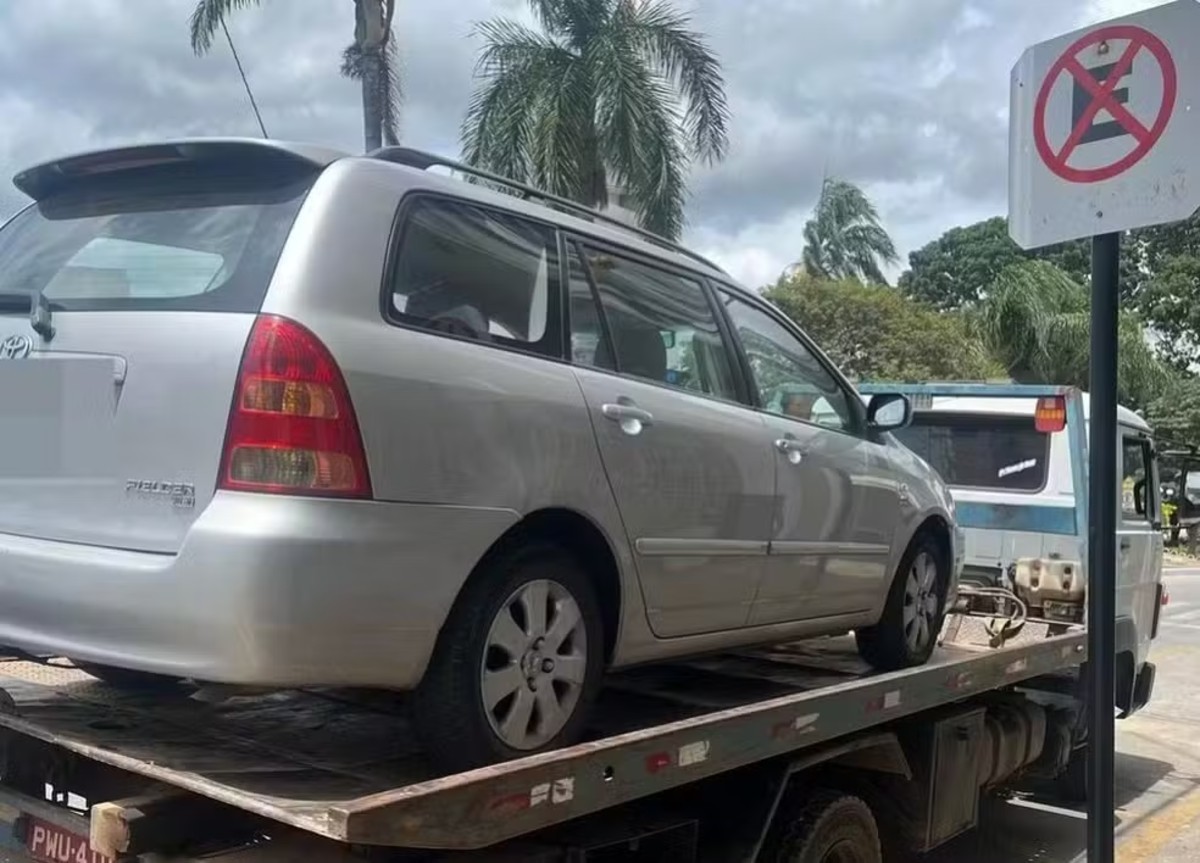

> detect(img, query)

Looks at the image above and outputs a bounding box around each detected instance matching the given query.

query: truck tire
[762,791,882,863]
[856,534,948,671]
[413,543,604,772]
[1056,745,1088,803]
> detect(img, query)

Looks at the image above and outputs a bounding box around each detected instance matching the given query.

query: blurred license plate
[25,816,114,863]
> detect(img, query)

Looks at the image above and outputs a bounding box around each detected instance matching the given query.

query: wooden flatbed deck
[0,622,1084,851]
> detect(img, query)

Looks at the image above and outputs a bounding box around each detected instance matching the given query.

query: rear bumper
[0,492,517,688]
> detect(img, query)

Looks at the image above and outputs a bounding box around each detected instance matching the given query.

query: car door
[720,292,902,624]
[567,242,774,638]
[1119,430,1163,665]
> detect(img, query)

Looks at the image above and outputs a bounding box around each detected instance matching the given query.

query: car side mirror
[867,393,912,431]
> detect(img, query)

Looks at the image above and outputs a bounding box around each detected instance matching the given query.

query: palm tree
[189,0,402,151]
[979,260,1168,406]
[800,177,899,285]
[461,0,730,240]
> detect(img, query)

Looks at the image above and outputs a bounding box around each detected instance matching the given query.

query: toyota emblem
[0,334,33,359]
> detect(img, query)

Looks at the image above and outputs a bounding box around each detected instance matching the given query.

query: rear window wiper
[0,292,60,341]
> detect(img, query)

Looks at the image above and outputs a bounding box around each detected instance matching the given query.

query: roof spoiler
[13,139,348,201]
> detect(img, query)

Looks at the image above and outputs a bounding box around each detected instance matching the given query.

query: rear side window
[893,412,1050,492]
[570,244,738,401]
[388,197,561,357]
[0,171,312,312]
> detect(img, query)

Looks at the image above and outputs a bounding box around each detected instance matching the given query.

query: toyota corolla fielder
[0,140,960,770]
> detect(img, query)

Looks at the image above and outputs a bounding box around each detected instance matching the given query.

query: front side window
[572,245,737,401]
[1122,436,1155,521]
[390,198,560,356]
[722,292,855,431]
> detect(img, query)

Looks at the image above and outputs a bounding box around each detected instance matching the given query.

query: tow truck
[0,385,1147,862]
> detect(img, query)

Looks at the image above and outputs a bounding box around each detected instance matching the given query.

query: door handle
[602,402,654,436]
[1120,537,1132,552]
[774,438,805,465]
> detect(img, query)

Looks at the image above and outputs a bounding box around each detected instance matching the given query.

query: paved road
[927,567,1200,862]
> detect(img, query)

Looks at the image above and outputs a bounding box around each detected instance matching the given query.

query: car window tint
[1122,437,1154,521]
[722,292,854,431]
[391,198,560,356]
[892,413,1049,491]
[578,246,737,400]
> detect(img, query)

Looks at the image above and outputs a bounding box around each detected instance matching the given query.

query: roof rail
[368,146,728,276]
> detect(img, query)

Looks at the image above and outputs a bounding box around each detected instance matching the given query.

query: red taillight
[1035,396,1067,433]
[219,315,372,498]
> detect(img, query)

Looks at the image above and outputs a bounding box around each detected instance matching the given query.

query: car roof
[12,137,749,296]
[357,157,733,285]
[919,394,1151,432]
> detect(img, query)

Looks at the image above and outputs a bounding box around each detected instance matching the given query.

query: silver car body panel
[0,143,958,687]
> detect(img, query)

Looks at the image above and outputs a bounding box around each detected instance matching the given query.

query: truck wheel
[762,791,882,863]
[73,662,181,692]
[413,543,604,772]
[856,535,948,671]
[1056,745,1088,803]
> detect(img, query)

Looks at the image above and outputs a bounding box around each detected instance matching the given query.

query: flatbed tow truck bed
[0,621,1087,862]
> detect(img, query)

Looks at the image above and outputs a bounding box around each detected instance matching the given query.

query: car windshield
[893,411,1050,492]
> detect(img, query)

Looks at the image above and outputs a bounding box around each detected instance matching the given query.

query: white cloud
[0,0,1169,290]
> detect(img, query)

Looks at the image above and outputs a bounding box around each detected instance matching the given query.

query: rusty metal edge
[331,631,1087,849]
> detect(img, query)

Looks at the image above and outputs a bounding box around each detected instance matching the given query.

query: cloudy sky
[0,0,1164,287]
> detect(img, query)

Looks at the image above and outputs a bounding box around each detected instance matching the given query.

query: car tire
[760,791,882,863]
[73,662,182,692]
[412,543,604,772]
[856,534,948,671]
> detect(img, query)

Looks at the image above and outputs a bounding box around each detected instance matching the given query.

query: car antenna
[221,19,269,139]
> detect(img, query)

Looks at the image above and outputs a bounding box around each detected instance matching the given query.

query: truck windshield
[893,412,1050,492]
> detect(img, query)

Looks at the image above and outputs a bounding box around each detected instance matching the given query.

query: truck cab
[889,392,1162,717]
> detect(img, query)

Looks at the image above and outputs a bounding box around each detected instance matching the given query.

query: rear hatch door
[0,142,328,553]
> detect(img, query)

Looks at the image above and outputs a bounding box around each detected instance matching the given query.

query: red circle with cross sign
[1033,24,1176,184]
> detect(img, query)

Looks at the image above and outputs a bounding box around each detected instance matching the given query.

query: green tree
[190,0,402,151]
[898,216,1128,310]
[461,0,729,240]
[764,274,1004,382]
[1137,255,1200,372]
[978,260,1168,407]
[800,178,898,285]
[1144,375,1200,449]
[1127,214,1200,371]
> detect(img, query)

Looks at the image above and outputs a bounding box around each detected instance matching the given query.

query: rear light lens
[1035,396,1067,433]
[219,315,372,498]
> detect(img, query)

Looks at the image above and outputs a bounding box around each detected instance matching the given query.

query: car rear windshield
[0,168,313,313]
[893,411,1051,492]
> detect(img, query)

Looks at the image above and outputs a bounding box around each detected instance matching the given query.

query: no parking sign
[1009,0,1200,249]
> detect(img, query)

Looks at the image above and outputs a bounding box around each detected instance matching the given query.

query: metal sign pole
[1087,231,1120,863]
[1010,5,1200,859]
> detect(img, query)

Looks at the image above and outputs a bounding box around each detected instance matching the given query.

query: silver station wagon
[0,140,960,770]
